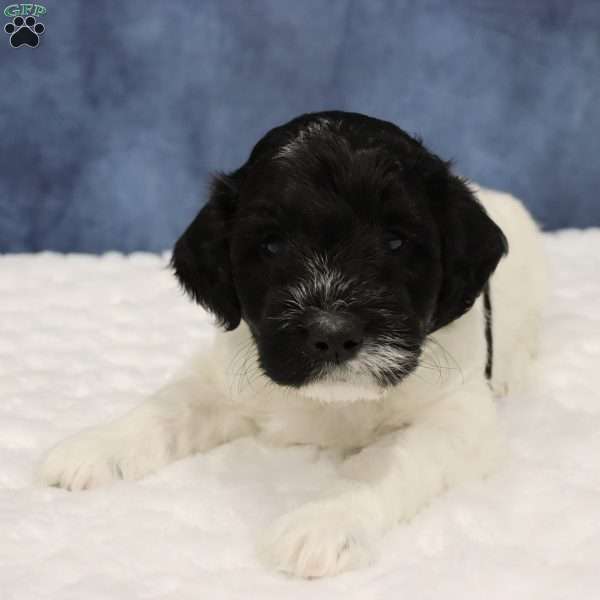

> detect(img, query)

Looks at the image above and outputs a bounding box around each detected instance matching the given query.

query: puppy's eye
[384,232,404,253]
[260,236,286,257]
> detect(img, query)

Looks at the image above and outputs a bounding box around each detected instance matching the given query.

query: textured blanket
[1,230,599,599]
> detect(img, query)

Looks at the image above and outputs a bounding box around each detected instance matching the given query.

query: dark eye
[384,232,404,253]
[260,236,286,257]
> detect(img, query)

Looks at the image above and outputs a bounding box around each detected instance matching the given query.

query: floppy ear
[429,171,508,332]
[171,171,243,330]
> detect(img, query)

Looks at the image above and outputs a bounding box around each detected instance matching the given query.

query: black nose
[305,311,364,363]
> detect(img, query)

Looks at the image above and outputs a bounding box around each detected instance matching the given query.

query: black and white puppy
[41,112,546,578]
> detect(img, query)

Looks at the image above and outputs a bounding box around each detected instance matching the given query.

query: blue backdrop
[1,0,599,253]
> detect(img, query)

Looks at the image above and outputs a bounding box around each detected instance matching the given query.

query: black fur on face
[172,111,507,392]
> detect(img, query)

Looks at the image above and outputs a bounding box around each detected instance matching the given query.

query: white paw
[259,501,374,578]
[38,427,138,491]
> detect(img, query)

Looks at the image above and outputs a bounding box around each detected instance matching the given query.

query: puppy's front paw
[259,501,374,578]
[39,428,134,491]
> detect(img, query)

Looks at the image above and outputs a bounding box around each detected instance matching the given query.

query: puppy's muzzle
[302,309,363,364]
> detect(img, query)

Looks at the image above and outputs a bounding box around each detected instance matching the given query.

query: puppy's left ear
[171,171,243,330]
[429,171,508,332]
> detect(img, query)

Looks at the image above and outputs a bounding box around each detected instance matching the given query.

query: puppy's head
[172,112,507,402]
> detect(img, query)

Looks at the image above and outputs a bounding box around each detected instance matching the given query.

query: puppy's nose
[305,311,363,363]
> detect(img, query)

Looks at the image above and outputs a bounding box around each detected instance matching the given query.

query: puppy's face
[229,150,440,400]
[172,112,507,402]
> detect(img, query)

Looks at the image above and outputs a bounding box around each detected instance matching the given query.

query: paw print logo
[4,15,45,48]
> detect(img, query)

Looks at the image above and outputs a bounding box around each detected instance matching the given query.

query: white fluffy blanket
[1,230,599,599]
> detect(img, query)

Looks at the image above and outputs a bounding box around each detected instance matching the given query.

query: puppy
[40,111,546,578]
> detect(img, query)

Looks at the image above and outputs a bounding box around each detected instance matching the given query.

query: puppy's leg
[39,376,254,491]
[260,383,503,578]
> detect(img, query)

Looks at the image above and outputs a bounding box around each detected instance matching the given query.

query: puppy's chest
[244,397,409,450]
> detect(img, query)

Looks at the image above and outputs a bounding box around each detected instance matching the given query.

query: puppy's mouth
[295,342,417,403]
[252,313,422,402]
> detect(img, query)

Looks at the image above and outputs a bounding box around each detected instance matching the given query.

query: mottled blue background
[1,0,599,252]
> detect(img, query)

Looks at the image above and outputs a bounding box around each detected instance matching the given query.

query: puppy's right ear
[171,171,242,330]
